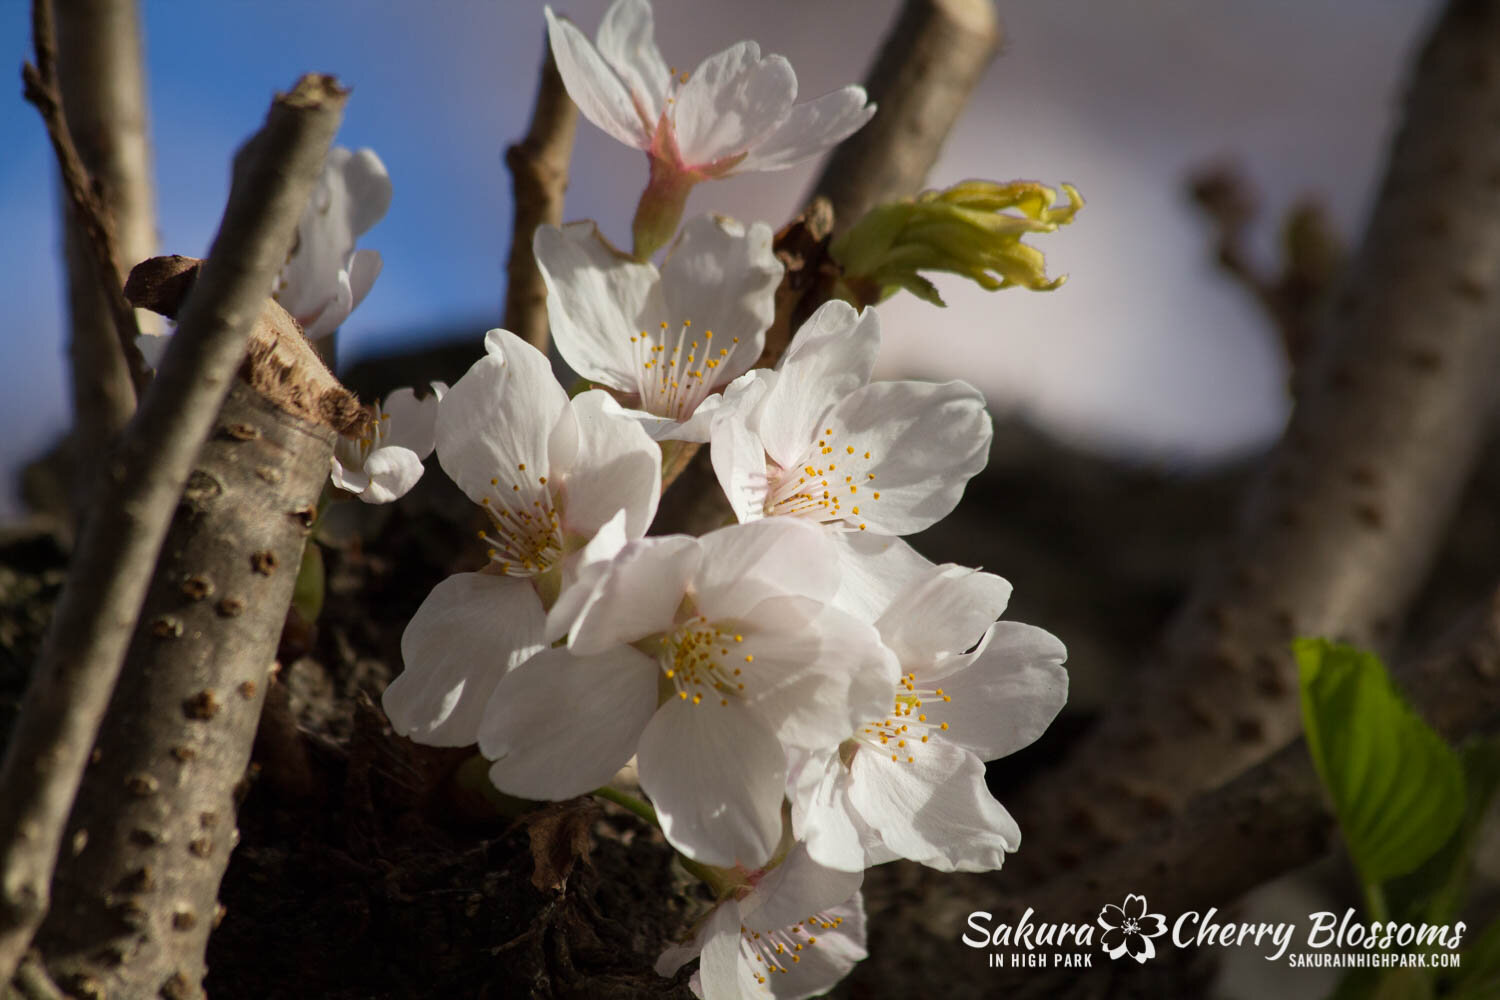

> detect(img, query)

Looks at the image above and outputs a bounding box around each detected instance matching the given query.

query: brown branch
[1004,0,1500,888]
[808,0,1000,233]
[503,41,578,354]
[22,0,150,408]
[50,0,159,516]
[0,75,347,988]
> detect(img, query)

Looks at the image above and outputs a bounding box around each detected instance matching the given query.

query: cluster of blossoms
[319,2,1075,996]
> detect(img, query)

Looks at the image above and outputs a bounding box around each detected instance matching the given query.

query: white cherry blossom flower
[535,214,782,441]
[790,564,1068,873]
[545,0,874,255]
[276,146,391,338]
[330,383,445,504]
[710,299,993,536]
[657,845,867,1000]
[382,328,661,747]
[480,517,898,868]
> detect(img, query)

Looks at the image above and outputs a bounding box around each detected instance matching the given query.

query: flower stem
[591,786,738,896]
[593,785,659,827]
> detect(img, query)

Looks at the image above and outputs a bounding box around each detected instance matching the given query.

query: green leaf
[291,541,325,624]
[1386,737,1500,925]
[1294,639,1465,887]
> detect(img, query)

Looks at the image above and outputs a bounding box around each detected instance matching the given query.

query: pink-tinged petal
[346,248,382,313]
[637,697,786,867]
[658,215,782,387]
[846,738,1020,872]
[757,302,878,470]
[359,446,426,504]
[378,385,440,458]
[829,532,934,623]
[480,644,659,799]
[875,564,1012,668]
[560,534,701,654]
[709,408,769,525]
[820,378,992,535]
[736,86,875,173]
[595,0,670,128]
[437,331,566,506]
[535,221,663,391]
[925,622,1068,760]
[673,42,797,167]
[545,6,651,149]
[742,844,862,932]
[692,518,839,616]
[555,389,661,540]
[386,573,545,747]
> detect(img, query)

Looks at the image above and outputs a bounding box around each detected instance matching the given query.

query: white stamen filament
[763,430,880,532]
[852,672,954,764]
[629,320,739,421]
[475,465,563,576]
[660,615,748,707]
[741,911,843,985]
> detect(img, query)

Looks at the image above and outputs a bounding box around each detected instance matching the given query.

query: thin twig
[809,0,1000,233]
[0,74,347,987]
[1004,0,1500,887]
[22,0,150,398]
[503,40,578,354]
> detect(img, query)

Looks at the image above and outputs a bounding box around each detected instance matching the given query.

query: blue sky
[2,0,1435,516]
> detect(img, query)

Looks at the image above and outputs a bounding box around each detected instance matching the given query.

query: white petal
[736,86,876,172]
[595,0,670,125]
[378,385,440,458]
[742,843,862,932]
[659,215,782,387]
[820,378,992,535]
[560,534,701,654]
[535,221,663,391]
[697,903,759,1000]
[673,42,796,167]
[757,302,878,470]
[847,739,1020,872]
[637,697,786,867]
[346,248,382,313]
[481,644,659,799]
[437,331,567,506]
[758,895,867,1000]
[555,389,662,540]
[875,564,1012,667]
[924,622,1069,760]
[300,266,352,338]
[789,748,870,873]
[386,573,545,747]
[328,452,371,495]
[339,147,393,237]
[359,446,426,504]
[692,518,839,617]
[829,532,935,623]
[549,509,630,645]
[709,408,769,524]
[545,6,651,149]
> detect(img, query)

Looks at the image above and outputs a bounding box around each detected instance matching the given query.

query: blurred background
[1,0,1435,518]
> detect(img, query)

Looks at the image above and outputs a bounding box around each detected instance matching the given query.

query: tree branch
[808,0,1000,233]
[503,41,578,354]
[50,0,159,516]
[0,75,347,988]
[1002,0,1500,887]
[22,0,150,408]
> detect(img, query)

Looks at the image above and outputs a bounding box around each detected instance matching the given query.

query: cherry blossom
[330,383,444,504]
[657,845,867,999]
[535,214,782,441]
[790,564,1068,873]
[276,146,392,338]
[383,329,660,747]
[545,0,874,255]
[710,299,992,535]
[481,517,898,868]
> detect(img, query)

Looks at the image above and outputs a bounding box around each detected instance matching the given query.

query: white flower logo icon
[1097,894,1168,963]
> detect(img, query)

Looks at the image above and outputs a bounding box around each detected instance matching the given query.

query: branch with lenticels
[0,74,347,991]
